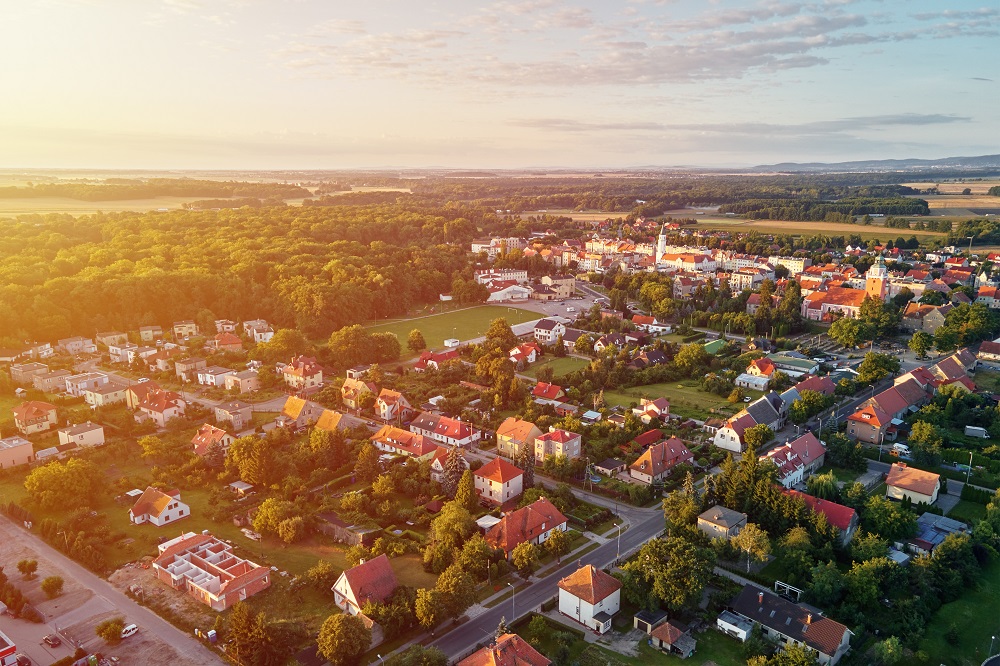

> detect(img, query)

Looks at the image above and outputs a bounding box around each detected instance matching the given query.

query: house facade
[409,412,481,447]
[0,436,35,469]
[13,401,58,434]
[376,389,413,422]
[629,436,694,485]
[760,433,827,488]
[192,424,235,456]
[534,428,582,463]
[283,356,323,390]
[57,422,105,448]
[332,554,399,616]
[886,463,941,504]
[534,318,567,344]
[496,417,543,458]
[176,357,208,382]
[129,487,189,526]
[215,401,252,430]
[485,497,568,557]
[557,565,622,634]
[84,382,128,408]
[224,370,260,394]
[697,506,747,540]
[341,378,377,410]
[474,457,524,506]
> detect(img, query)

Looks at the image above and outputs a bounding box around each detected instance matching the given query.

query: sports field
[367,305,539,358]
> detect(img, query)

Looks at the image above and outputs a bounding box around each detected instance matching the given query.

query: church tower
[656,224,667,263]
[865,254,888,301]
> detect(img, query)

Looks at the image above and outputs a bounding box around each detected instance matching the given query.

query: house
[84,382,128,407]
[108,341,137,364]
[172,320,199,339]
[315,513,380,547]
[594,332,626,353]
[557,565,622,634]
[631,397,670,424]
[429,445,468,483]
[197,366,235,387]
[215,401,253,431]
[413,349,459,371]
[631,315,671,334]
[457,634,550,666]
[13,401,57,434]
[785,490,859,545]
[153,532,271,610]
[561,328,586,351]
[0,436,35,469]
[541,273,576,299]
[129,487,189,526]
[650,620,697,658]
[978,340,1000,370]
[32,369,72,393]
[509,341,542,366]
[95,331,128,346]
[735,372,770,391]
[279,396,327,429]
[138,325,163,342]
[175,357,208,382]
[532,382,564,400]
[409,412,481,447]
[375,389,413,423]
[535,428,582,463]
[730,587,851,664]
[126,380,161,410]
[214,319,237,333]
[534,318,567,344]
[496,417,544,458]
[698,506,747,540]
[371,425,437,459]
[57,336,97,355]
[10,362,48,385]
[627,349,668,370]
[886,463,941,504]
[57,422,105,448]
[845,405,893,445]
[745,392,788,430]
[191,424,235,457]
[905,513,968,555]
[149,347,182,373]
[595,458,627,476]
[485,497,568,557]
[760,432,827,488]
[35,442,78,463]
[282,355,324,390]
[736,358,776,390]
[314,409,363,433]
[865,378,929,420]
[341,377,378,410]
[332,554,399,616]
[474,457,525,506]
[212,332,244,352]
[713,413,757,453]
[65,372,108,396]
[224,369,260,394]
[901,302,953,333]
[792,374,837,396]
[629,436,694,485]
[138,389,186,428]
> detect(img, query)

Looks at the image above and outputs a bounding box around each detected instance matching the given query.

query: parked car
[43,634,61,647]
[120,623,139,639]
[15,655,31,666]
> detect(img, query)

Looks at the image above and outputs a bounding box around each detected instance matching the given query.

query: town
[2,179,1000,666]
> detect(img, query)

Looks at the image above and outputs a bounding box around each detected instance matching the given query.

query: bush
[96,617,126,644]
[41,576,64,599]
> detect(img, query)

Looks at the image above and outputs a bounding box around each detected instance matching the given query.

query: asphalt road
[0,515,223,666]
[427,508,664,661]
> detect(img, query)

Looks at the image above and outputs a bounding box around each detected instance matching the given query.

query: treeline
[0,178,309,201]
[718,197,929,220]
[950,218,1000,245]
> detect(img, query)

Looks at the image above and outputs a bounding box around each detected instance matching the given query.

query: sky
[0,0,997,169]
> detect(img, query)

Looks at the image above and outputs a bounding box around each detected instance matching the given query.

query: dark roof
[731,586,849,657]
[534,319,560,331]
[745,396,780,426]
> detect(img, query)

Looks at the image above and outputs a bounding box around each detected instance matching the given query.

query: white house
[197,366,235,387]
[558,565,622,634]
[129,487,189,526]
[886,463,941,505]
[332,554,399,616]
[534,318,567,344]
[473,457,524,506]
[57,422,105,448]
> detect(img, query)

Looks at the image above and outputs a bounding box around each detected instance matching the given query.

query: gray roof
[534,318,561,331]
[745,396,780,426]
[57,422,103,436]
[912,512,968,549]
[698,505,747,529]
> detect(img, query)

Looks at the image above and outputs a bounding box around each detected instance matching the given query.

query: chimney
[758,592,764,605]
[806,613,812,625]
[359,558,365,565]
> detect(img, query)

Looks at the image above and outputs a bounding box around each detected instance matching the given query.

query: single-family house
[409,412,481,447]
[474,457,525,506]
[107,341,137,364]
[57,422,105,448]
[375,389,413,422]
[139,325,163,342]
[57,336,97,355]
[126,380,161,410]
[485,497,569,557]
[886,463,941,504]
[760,432,826,488]
[95,331,128,346]
[649,620,698,658]
[845,405,893,445]
[629,436,694,485]
[509,341,542,365]
[496,417,544,458]
[534,318,567,344]
[172,320,199,339]
[698,505,748,540]
[535,428,582,463]
[713,412,757,453]
[630,315,671,334]
[0,436,35,469]
[65,372,108,396]
[10,362,48,385]
[197,366,235,387]
[631,397,670,424]
[557,565,622,634]
[785,490,859,545]
[341,378,377,410]
[429,445,468,483]
[315,513,381,547]
[175,357,207,382]
[282,355,323,390]
[214,319,237,333]
[33,369,72,393]
[138,389,186,428]
[83,382,128,408]
[192,424,235,457]
[413,349,459,371]
[905,513,969,555]
[13,400,58,434]
[224,369,260,394]
[371,425,436,459]
[129,487,189,526]
[594,332,626,353]
[212,332,244,352]
[532,382,564,400]
[457,634,550,666]
[332,554,399,617]
[215,401,252,430]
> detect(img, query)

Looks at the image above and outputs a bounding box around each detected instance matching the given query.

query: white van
[121,623,139,639]
[892,443,910,456]
[566,306,576,313]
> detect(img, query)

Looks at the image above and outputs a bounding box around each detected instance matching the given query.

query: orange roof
[13,400,56,421]
[139,389,183,414]
[886,463,940,496]
[458,634,551,666]
[475,457,524,484]
[341,554,399,607]
[847,404,889,428]
[650,620,689,645]
[749,358,776,377]
[130,486,177,519]
[486,498,568,554]
[532,382,564,399]
[629,436,694,477]
[214,332,242,347]
[371,425,435,457]
[191,423,230,455]
[496,417,541,442]
[557,565,621,605]
[284,355,321,377]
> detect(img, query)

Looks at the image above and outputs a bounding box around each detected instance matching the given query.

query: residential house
[595,458,627,476]
[175,357,208,382]
[714,413,758,453]
[84,382,128,408]
[977,285,1000,309]
[541,274,575,299]
[13,401,57,434]
[215,401,253,431]
[197,366,234,387]
[886,463,941,504]
[760,433,827,488]
[594,332,626,353]
[152,532,271,610]
[10,362,48,385]
[33,369,71,393]
[149,347,182,373]
[978,340,1000,370]
[496,417,544,458]
[243,319,274,343]
[630,315,671,334]
[561,328,586,351]
[791,374,837,396]
[172,320,199,339]
[57,422,105,448]
[557,565,622,634]
[485,497,568,557]
[212,332,244,352]
[409,412,481,447]
[65,372,108,396]
[332,554,399,617]
[370,425,436,459]
[341,377,377,410]
[629,436,694,485]
[413,349,459,371]
[314,409,363,434]
[457,634,550,666]
[534,318,567,344]
[474,457,525,506]
[846,405,893,445]
[509,341,542,365]
[736,357,775,390]
[315,513,380,547]
[57,336,97,355]
[785,490,859,545]
[429,445,468,483]
[95,331,128,346]
[698,506,747,540]
[138,325,163,342]
[138,389,186,428]
[108,341,137,364]
[627,349,668,370]
[0,436,35,469]
[535,428,582,463]
[905,513,969,555]
[126,380,161,410]
[865,378,929,420]
[129,487,189,526]
[375,389,413,422]
[631,397,670,424]
[649,620,698,658]
[729,586,851,665]
[214,319,237,333]
[902,302,953,333]
[532,382,565,401]
[279,396,327,429]
[282,355,323,390]
[192,424,235,457]
[224,369,260,394]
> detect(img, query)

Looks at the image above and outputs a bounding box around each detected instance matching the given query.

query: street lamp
[990,635,996,658]
[377,654,385,665]
[616,522,622,562]
[507,582,515,621]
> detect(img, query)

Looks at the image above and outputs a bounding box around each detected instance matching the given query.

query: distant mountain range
[749,154,1000,173]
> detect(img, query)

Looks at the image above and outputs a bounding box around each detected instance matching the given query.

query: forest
[0,178,308,201]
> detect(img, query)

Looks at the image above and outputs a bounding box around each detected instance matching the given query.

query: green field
[916,561,1000,666]
[603,380,758,421]
[523,356,590,379]
[946,499,988,524]
[690,217,945,244]
[367,305,540,358]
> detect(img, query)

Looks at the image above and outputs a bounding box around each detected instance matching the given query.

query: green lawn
[946,499,988,524]
[367,305,540,359]
[916,561,1000,666]
[816,465,861,484]
[973,370,1000,393]
[603,380,758,421]
[523,356,590,379]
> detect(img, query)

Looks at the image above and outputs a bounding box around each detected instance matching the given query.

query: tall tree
[453,470,478,513]
[731,523,771,573]
[545,527,569,564]
[354,442,381,483]
[407,329,427,353]
[511,541,540,579]
[516,444,535,489]
[317,614,371,666]
[620,536,715,612]
[441,447,465,498]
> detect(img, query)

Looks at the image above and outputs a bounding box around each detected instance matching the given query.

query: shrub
[41,576,64,599]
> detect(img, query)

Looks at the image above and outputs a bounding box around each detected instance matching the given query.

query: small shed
[476,514,502,532]
[650,620,697,658]
[595,458,627,476]
[229,481,254,497]
[716,610,752,641]
[316,512,380,547]
[634,609,668,634]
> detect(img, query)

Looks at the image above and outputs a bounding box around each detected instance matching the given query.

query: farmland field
[367,305,540,358]
[0,196,213,216]
[689,217,945,239]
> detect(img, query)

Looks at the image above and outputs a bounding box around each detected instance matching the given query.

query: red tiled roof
[140,389,183,414]
[341,554,399,607]
[370,425,436,457]
[886,463,940,496]
[847,405,889,428]
[631,429,664,449]
[475,457,524,484]
[486,498,568,554]
[793,375,836,395]
[532,382,564,399]
[13,400,56,422]
[458,634,551,666]
[497,417,541,443]
[629,436,694,477]
[191,424,230,456]
[650,620,689,646]
[558,565,621,605]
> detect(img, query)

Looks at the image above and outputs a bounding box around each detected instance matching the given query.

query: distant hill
[750,154,1000,173]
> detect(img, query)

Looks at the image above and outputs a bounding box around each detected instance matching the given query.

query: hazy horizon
[2,0,997,170]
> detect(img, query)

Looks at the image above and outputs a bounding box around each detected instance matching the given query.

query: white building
[558,565,622,634]
[57,422,105,447]
[129,487,189,527]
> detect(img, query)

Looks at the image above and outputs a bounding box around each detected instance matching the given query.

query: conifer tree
[517,444,535,489]
[442,447,465,497]
[454,469,477,512]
